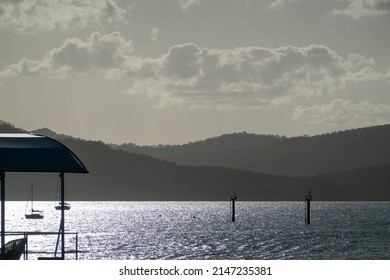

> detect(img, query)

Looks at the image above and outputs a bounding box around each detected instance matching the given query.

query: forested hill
[0,122,349,200]
[114,132,285,169]
[1,120,390,201]
[316,163,390,200]
[114,125,390,176]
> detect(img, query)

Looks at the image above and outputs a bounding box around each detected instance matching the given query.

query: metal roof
[0,133,88,173]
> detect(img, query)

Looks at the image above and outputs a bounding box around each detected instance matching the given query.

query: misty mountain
[114,125,390,176]
[1,120,390,201]
[114,132,286,170]
[1,135,354,201]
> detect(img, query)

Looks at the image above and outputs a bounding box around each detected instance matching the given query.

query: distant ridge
[114,125,390,176]
[31,128,73,139]
[317,163,390,200]
[0,120,27,133]
[1,120,390,201]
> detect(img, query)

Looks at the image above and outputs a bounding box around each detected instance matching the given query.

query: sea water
[3,201,390,260]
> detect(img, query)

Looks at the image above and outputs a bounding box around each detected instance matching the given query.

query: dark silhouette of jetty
[0,133,88,260]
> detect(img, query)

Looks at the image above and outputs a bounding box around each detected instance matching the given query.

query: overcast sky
[1,0,389,144]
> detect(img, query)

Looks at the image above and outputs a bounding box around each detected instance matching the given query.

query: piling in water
[305,190,312,224]
[230,192,237,222]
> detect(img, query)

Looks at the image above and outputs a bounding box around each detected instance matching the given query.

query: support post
[305,190,312,225]
[60,172,65,260]
[230,192,237,222]
[76,233,78,260]
[54,222,62,257]
[24,233,28,260]
[1,171,5,255]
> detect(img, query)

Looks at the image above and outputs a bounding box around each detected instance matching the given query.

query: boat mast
[60,172,65,259]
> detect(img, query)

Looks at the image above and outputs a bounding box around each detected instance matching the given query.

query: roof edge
[31,133,89,174]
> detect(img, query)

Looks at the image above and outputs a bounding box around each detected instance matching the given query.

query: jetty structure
[0,133,88,260]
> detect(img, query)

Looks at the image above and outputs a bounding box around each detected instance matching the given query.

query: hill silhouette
[115,125,390,176]
[1,120,389,201]
[317,163,390,200]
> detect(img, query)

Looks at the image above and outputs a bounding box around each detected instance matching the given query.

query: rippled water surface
[4,201,390,259]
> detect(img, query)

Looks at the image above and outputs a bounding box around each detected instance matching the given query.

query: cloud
[150,27,159,41]
[331,0,390,19]
[120,43,390,109]
[1,32,133,78]
[1,32,389,109]
[178,0,202,11]
[268,0,297,11]
[293,99,390,126]
[0,0,131,34]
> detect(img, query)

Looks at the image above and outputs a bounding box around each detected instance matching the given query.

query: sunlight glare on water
[4,201,390,260]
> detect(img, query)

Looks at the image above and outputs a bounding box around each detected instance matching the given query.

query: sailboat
[25,183,44,219]
[54,183,71,210]
[55,202,71,211]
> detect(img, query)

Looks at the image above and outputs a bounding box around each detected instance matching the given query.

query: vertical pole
[60,172,65,260]
[305,190,312,225]
[232,199,235,222]
[54,222,61,257]
[231,192,237,222]
[76,233,78,260]
[25,233,28,260]
[1,171,5,255]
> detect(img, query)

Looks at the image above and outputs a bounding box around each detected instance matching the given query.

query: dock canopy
[1,133,88,259]
[0,133,88,173]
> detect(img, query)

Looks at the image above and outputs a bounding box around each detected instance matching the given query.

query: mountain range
[1,120,389,201]
[114,125,390,176]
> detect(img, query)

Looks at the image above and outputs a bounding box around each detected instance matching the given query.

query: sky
[0,0,390,145]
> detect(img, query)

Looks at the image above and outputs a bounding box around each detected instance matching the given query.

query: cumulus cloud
[178,0,202,11]
[0,0,130,34]
[293,99,390,126]
[1,32,389,109]
[1,32,133,78]
[331,0,390,19]
[119,43,390,109]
